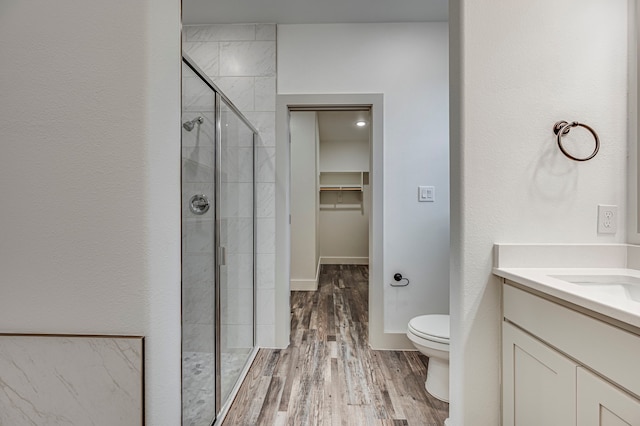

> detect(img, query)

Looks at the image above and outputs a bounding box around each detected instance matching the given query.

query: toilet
[407,314,450,403]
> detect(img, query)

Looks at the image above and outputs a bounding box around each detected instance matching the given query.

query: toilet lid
[408,315,450,343]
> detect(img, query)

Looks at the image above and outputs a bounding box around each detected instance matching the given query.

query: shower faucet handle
[189,194,210,215]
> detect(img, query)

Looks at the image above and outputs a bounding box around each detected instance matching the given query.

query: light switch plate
[419,186,435,202]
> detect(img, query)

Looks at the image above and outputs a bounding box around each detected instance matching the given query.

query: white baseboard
[320,256,369,265]
[291,259,368,290]
[290,260,322,291]
[369,332,415,350]
[290,279,317,291]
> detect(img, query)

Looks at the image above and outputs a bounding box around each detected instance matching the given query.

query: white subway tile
[245,112,276,146]
[184,219,215,255]
[256,218,275,254]
[183,324,215,352]
[255,147,275,183]
[257,254,276,289]
[254,77,276,112]
[182,146,215,183]
[183,282,214,324]
[221,147,253,183]
[256,325,276,348]
[256,289,275,325]
[182,252,214,287]
[221,287,254,326]
[221,182,253,219]
[183,42,219,77]
[182,77,216,112]
[213,76,255,111]
[256,24,276,41]
[219,42,276,77]
[221,217,253,255]
[223,324,254,349]
[226,253,254,289]
[185,24,255,42]
[256,182,275,218]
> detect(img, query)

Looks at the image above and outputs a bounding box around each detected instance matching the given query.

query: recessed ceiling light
[356,120,367,127]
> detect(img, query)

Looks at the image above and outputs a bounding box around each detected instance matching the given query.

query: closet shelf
[319,185,362,192]
[318,171,366,214]
[318,171,366,192]
[319,203,362,210]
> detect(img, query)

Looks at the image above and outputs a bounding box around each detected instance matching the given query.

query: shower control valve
[189,194,210,215]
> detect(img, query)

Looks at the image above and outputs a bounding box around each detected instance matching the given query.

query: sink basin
[550,275,640,303]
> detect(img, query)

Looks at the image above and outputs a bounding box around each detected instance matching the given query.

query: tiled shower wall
[183,24,277,347]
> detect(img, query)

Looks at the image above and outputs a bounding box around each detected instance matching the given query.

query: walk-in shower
[181,54,258,426]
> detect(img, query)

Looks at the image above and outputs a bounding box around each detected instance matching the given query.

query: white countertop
[493,267,640,329]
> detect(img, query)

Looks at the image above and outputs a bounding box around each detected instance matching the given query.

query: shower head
[183,116,204,132]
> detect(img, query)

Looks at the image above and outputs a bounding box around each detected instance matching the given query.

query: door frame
[276,93,402,349]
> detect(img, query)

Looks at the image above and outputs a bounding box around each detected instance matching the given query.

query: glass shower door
[182,54,257,425]
[181,61,217,426]
[217,98,255,404]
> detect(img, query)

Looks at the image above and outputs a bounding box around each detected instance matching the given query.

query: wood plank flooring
[223,265,449,425]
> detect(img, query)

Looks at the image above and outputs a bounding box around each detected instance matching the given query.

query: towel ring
[552,121,600,162]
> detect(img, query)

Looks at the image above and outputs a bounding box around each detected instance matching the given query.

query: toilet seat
[408,315,449,344]
[407,314,450,404]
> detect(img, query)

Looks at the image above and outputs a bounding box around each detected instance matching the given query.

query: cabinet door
[503,322,577,426]
[577,367,640,426]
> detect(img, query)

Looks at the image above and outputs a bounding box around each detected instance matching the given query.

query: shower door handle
[218,246,226,266]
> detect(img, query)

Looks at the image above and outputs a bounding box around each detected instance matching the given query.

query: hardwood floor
[223,265,449,425]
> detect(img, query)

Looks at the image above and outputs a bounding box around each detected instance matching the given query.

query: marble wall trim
[0,333,144,426]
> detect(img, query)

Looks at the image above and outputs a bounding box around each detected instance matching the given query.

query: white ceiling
[182,0,448,25]
[317,111,370,142]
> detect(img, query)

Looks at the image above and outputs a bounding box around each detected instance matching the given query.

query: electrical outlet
[597,205,618,234]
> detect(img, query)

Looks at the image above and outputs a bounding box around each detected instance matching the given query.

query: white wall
[278,23,450,334]
[320,139,370,171]
[318,185,370,260]
[290,111,319,288]
[450,0,628,424]
[318,138,370,260]
[629,1,639,244]
[0,1,181,424]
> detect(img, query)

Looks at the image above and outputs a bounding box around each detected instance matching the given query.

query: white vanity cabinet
[503,322,577,425]
[502,283,640,426]
[577,368,640,426]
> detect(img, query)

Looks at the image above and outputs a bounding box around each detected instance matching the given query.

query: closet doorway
[275,94,386,350]
[289,108,371,292]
